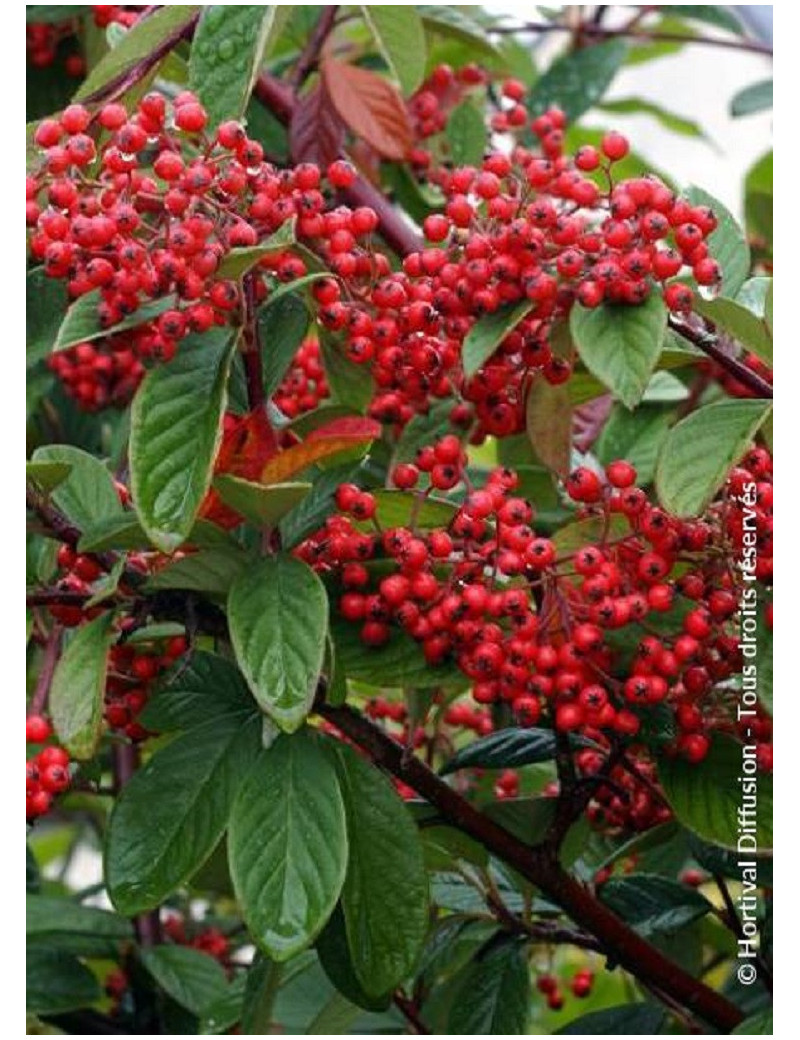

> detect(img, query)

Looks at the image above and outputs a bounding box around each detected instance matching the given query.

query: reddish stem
[30,626,62,716]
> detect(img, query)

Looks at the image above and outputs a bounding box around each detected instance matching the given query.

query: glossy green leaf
[260,292,311,399]
[78,515,234,553]
[26,460,72,494]
[27,267,68,367]
[228,731,348,960]
[441,727,594,775]
[141,945,229,1015]
[26,896,133,957]
[656,399,772,516]
[462,300,533,377]
[733,1009,773,1034]
[368,489,456,530]
[75,5,200,100]
[216,220,297,281]
[362,6,426,95]
[31,445,122,531]
[393,400,458,464]
[106,716,260,915]
[190,6,286,129]
[598,96,707,140]
[570,295,667,409]
[228,555,328,732]
[559,1003,666,1034]
[213,476,312,527]
[317,904,392,1012]
[447,941,531,1034]
[669,6,744,33]
[659,736,773,851]
[595,404,674,485]
[50,613,114,761]
[331,739,429,997]
[140,651,256,731]
[686,186,750,296]
[692,295,772,364]
[130,329,234,553]
[319,331,374,412]
[416,5,501,58]
[145,546,251,596]
[731,78,773,117]
[446,100,487,167]
[330,614,464,689]
[26,948,101,1014]
[27,6,88,21]
[528,40,627,121]
[53,291,176,352]
[599,874,712,937]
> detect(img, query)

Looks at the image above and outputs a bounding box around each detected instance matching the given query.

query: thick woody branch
[669,315,773,399]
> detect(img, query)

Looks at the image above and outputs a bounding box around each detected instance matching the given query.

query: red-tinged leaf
[290,83,346,167]
[321,57,413,162]
[306,416,382,442]
[200,411,278,528]
[261,435,376,485]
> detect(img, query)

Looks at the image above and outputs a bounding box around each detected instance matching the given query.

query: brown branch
[489,19,773,56]
[29,625,62,716]
[669,315,773,399]
[393,993,430,1035]
[241,274,267,412]
[289,5,339,89]
[317,702,744,1032]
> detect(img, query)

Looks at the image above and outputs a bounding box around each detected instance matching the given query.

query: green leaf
[50,613,114,760]
[655,399,772,516]
[228,731,348,960]
[213,476,312,528]
[216,220,297,281]
[658,736,773,851]
[27,6,89,22]
[190,6,285,129]
[75,5,200,100]
[692,295,772,364]
[368,488,456,530]
[447,941,531,1034]
[198,976,247,1035]
[53,291,175,352]
[393,400,458,464]
[599,874,712,937]
[446,100,487,167]
[598,96,707,140]
[26,948,101,1014]
[140,650,256,731]
[462,300,533,377]
[317,904,393,1012]
[570,295,667,409]
[731,78,773,118]
[26,460,72,494]
[733,1009,773,1034]
[141,945,229,1015]
[229,555,328,732]
[31,445,122,531]
[416,6,501,59]
[130,329,235,553]
[442,728,562,774]
[362,6,426,95]
[330,614,464,689]
[27,268,68,367]
[331,739,429,997]
[559,1003,666,1034]
[145,546,251,596]
[595,404,674,485]
[78,515,234,553]
[668,6,744,33]
[26,896,133,957]
[528,40,627,121]
[319,331,374,412]
[686,186,750,297]
[260,292,310,399]
[526,377,572,475]
[105,716,260,915]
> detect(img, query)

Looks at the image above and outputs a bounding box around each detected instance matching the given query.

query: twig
[289,5,339,90]
[317,701,743,1032]
[393,993,430,1035]
[669,316,773,399]
[29,625,62,716]
[488,19,773,56]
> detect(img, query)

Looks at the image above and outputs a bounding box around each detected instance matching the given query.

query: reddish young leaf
[306,416,382,442]
[320,57,413,162]
[260,431,378,485]
[289,83,346,167]
[200,410,278,528]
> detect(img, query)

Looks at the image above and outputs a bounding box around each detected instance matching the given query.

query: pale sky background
[484,4,773,217]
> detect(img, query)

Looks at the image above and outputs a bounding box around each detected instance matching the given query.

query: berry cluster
[537,967,595,1011]
[48,330,151,411]
[273,337,330,418]
[301,443,772,769]
[26,716,71,820]
[105,633,188,741]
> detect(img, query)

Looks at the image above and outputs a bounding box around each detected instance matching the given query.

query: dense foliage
[26,5,773,1035]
